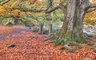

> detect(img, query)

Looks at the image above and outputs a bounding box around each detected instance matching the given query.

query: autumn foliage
[0,0,96,59]
[11,9,21,16]
[84,0,96,25]
[29,0,38,3]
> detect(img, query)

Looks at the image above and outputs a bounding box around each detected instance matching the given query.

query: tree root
[86,37,95,46]
[42,34,55,42]
[65,45,82,53]
[42,38,51,42]
[42,33,95,53]
[45,40,55,46]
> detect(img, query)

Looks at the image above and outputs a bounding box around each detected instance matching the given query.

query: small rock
[64,45,71,49]
[8,43,15,48]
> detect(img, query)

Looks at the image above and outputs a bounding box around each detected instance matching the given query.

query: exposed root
[65,44,82,53]
[42,38,51,42]
[42,34,56,42]
[45,40,55,46]
[86,37,95,46]
[42,32,95,53]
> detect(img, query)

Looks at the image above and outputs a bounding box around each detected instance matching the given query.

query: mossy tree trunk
[56,0,90,42]
[45,0,96,47]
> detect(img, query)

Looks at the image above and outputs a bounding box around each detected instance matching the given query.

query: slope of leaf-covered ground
[0,26,96,60]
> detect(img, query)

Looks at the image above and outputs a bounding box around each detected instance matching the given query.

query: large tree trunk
[44,0,95,50]
[55,0,90,43]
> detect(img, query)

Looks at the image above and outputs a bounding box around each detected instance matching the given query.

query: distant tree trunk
[49,23,53,35]
[0,20,2,25]
[6,18,13,26]
[7,18,10,24]
[14,16,20,25]
[38,23,43,34]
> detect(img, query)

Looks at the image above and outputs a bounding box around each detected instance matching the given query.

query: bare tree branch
[45,3,66,13]
[45,5,61,13]
[12,2,65,14]
[12,5,45,12]
[12,0,55,13]
[12,4,64,13]
[45,0,53,11]
[86,8,96,13]
[85,1,96,13]
[0,0,10,5]
[12,8,45,12]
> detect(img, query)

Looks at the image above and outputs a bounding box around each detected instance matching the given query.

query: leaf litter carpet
[0,26,96,60]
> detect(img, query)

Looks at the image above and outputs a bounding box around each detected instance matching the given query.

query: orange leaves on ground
[0,26,96,60]
[0,26,16,34]
[12,25,26,29]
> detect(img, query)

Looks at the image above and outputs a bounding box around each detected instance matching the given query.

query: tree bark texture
[56,0,91,42]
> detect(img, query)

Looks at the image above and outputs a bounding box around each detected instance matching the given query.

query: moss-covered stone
[8,43,15,48]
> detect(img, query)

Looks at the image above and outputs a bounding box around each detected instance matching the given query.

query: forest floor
[0,25,96,60]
